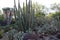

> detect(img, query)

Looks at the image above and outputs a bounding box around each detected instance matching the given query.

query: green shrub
[0,14,4,21]
[0,29,4,39]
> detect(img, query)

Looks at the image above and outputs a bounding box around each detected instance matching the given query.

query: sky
[0,0,60,11]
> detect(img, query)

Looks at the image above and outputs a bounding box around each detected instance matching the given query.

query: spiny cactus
[14,0,17,21]
[13,0,36,33]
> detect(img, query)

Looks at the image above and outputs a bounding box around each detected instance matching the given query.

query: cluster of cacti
[3,0,60,40]
[14,0,35,33]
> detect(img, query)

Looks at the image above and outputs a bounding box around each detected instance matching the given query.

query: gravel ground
[0,32,60,40]
[0,33,8,40]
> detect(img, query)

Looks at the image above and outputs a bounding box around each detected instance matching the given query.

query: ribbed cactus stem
[17,0,22,31]
[14,0,17,20]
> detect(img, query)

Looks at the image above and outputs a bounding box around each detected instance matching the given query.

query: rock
[56,34,60,39]
[22,32,39,40]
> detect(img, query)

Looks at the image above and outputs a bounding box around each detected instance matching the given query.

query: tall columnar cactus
[17,0,33,32]
[17,0,23,31]
[28,0,31,28]
[14,0,17,21]
[29,0,35,29]
[25,0,32,31]
[21,0,35,32]
[25,0,28,32]
[14,0,35,32]
[31,9,35,29]
[22,2,26,32]
[27,0,35,29]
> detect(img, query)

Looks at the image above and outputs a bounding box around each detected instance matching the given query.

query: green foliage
[0,29,4,39]
[35,12,45,17]
[0,14,4,21]
[1,0,60,35]
[51,3,60,12]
